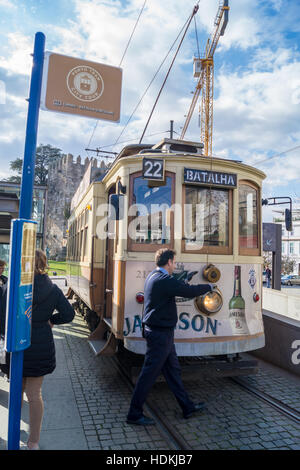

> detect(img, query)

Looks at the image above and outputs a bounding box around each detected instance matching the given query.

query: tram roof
[109,139,266,179]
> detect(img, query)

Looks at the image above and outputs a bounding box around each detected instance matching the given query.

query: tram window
[128,173,174,251]
[239,183,259,254]
[85,208,89,226]
[79,230,84,260]
[83,227,88,258]
[74,233,77,261]
[72,236,75,261]
[183,186,231,253]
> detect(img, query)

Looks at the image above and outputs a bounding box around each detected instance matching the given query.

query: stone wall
[46,154,108,260]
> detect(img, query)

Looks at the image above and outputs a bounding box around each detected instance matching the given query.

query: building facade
[46,153,108,259]
[0,181,47,264]
[273,207,300,275]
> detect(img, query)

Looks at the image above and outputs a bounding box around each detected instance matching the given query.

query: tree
[7,144,64,185]
[263,253,296,275]
[281,256,296,275]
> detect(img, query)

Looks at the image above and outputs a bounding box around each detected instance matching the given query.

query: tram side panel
[122,261,264,356]
[67,185,107,319]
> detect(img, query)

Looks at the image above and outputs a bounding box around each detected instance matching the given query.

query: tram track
[109,355,192,451]
[229,376,300,424]
[111,349,300,450]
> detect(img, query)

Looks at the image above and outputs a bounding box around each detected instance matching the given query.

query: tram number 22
[142,157,164,181]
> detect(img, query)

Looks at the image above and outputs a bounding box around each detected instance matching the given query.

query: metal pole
[170,120,174,139]
[7,32,45,451]
[272,224,282,291]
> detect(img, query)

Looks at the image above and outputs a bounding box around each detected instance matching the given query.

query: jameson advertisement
[123,262,263,340]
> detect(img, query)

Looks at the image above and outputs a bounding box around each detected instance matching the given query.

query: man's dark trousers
[127,326,194,420]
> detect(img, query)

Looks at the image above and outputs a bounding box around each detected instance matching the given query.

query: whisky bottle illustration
[229,266,249,335]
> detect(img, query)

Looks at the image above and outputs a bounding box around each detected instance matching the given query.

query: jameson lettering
[184,168,237,187]
[123,313,218,336]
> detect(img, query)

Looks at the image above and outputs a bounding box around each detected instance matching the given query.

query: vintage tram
[66,138,265,374]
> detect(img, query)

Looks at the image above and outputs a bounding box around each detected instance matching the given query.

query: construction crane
[180,0,229,156]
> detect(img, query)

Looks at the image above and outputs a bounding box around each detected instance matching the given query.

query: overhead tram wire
[95,130,170,151]
[113,2,202,149]
[119,0,147,68]
[84,0,148,157]
[139,3,201,144]
[254,144,300,166]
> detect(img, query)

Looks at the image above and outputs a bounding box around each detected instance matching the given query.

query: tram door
[104,185,115,319]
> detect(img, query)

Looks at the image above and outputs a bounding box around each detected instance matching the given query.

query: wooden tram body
[66,139,266,368]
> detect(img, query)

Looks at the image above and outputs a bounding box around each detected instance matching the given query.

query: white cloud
[0,32,33,76]
[212,58,300,153]
[0,0,299,204]
[0,0,16,9]
[269,0,283,12]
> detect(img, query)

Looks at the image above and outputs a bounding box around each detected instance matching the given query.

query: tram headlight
[203,264,221,283]
[194,288,223,316]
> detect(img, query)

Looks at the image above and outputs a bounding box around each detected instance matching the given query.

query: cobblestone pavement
[59,314,171,450]
[60,313,300,451]
[234,368,300,413]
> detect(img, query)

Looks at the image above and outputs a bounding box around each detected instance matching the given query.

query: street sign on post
[6,32,45,451]
[263,222,282,291]
[40,52,122,122]
[6,34,122,451]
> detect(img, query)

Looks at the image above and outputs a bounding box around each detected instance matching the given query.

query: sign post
[263,222,282,291]
[5,33,121,450]
[6,32,45,451]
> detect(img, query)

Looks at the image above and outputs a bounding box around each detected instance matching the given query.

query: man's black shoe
[126,415,155,426]
[183,402,206,419]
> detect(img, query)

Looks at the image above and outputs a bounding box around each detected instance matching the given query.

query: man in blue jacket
[126,248,213,425]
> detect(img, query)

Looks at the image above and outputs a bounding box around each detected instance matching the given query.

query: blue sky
[0,0,300,221]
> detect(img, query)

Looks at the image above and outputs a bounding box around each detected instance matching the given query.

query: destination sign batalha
[184,168,237,187]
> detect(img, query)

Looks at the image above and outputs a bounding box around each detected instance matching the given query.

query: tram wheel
[84,309,100,332]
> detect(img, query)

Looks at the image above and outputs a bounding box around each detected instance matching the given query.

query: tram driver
[126,248,213,425]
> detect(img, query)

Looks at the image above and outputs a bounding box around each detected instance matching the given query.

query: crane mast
[180,0,229,156]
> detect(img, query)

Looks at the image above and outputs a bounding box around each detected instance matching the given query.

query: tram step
[87,332,118,356]
[88,339,108,355]
[103,318,112,328]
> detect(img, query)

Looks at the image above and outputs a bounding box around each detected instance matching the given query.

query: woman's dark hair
[34,249,48,275]
[155,249,176,267]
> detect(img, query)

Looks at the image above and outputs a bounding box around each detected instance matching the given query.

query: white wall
[262,287,300,321]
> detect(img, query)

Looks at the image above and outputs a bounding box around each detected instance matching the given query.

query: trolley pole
[7,32,45,450]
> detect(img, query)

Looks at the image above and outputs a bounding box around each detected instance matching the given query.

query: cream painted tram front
[66,139,265,363]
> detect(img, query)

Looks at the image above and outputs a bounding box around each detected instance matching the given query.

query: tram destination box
[184,168,237,188]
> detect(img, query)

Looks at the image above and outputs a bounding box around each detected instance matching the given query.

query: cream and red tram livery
[66,138,265,365]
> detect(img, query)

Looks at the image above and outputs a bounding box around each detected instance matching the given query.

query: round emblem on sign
[66,66,104,102]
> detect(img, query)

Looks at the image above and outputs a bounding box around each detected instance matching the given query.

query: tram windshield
[239,183,259,251]
[184,186,230,252]
[129,175,173,246]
